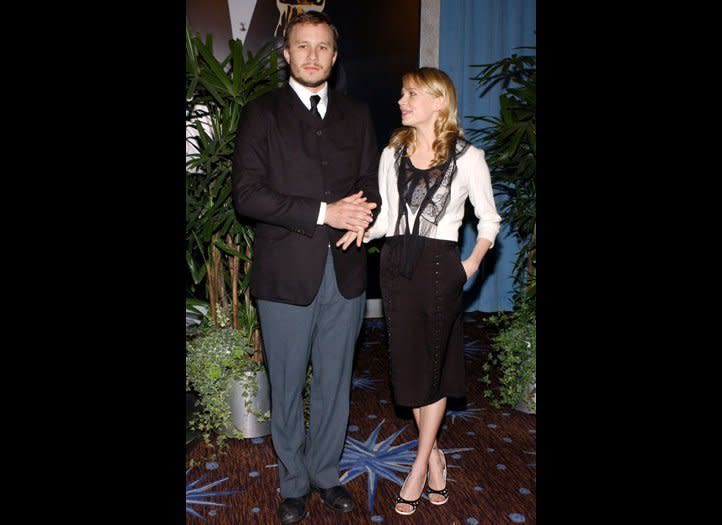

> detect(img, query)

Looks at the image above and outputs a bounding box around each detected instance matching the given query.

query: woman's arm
[461,147,502,278]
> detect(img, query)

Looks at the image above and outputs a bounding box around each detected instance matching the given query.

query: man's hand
[335,227,366,250]
[325,191,377,231]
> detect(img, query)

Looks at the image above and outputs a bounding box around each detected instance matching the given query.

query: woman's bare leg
[396,397,447,512]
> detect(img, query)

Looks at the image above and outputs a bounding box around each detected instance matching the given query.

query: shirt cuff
[317,202,327,225]
[477,230,497,250]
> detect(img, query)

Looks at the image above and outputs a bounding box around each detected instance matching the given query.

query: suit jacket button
[324,190,331,196]
[321,160,328,166]
[316,130,323,136]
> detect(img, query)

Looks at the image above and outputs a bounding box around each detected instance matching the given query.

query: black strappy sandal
[426,448,449,505]
[394,471,427,515]
[394,493,422,516]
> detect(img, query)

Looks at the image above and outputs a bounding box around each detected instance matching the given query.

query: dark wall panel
[325,0,420,147]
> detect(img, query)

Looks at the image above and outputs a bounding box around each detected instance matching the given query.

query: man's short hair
[283,11,339,51]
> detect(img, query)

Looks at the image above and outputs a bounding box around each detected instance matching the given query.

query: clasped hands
[324,191,377,250]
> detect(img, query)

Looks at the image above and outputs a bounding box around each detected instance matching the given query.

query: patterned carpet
[186,312,536,524]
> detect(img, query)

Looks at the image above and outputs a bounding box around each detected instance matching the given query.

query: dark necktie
[309,94,322,120]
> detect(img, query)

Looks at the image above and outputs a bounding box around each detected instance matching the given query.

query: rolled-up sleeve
[467,147,501,248]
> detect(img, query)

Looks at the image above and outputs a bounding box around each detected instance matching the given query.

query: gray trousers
[256,248,365,498]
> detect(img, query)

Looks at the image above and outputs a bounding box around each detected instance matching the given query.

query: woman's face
[398,80,443,129]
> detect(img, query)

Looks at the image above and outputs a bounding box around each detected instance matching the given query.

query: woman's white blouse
[366,144,501,247]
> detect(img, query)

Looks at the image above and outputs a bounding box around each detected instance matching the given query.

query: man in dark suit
[232,11,380,525]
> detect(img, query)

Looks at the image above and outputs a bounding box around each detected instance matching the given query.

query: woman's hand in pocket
[461,258,479,281]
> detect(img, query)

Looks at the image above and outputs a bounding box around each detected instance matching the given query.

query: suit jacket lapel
[324,89,345,129]
[282,84,322,129]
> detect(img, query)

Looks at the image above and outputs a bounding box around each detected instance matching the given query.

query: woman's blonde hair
[389,67,463,166]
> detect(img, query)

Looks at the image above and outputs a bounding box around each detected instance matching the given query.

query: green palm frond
[467,49,536,304]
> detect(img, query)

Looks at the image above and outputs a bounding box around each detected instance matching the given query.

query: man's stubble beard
[291,72,329,89]
[288,60,332,89]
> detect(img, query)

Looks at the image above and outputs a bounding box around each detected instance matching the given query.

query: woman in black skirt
[362,67,501,515]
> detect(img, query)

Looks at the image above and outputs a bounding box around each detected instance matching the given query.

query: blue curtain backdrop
[440,0,536,312]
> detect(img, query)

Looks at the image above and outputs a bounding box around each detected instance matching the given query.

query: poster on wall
[228,0,326,53]
[189,0,419,147]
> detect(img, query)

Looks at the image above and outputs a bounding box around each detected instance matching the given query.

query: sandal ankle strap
[394,495,421,508]
[426,485,449,497]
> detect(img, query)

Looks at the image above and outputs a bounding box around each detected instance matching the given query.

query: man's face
[283,22,337,92]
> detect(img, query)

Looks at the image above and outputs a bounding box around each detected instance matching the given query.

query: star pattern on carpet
[339,419,475,513]
[186,469,240,520]
[339,419,417,512]
[351,373,382,391]
[446,402,484,423]
[463,338,490,360]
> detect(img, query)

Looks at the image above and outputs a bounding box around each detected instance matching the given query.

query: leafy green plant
[186,307,268,457]
[470,48,536,412]
[186,21,281,458]
[481,292,536,412]
[468,48,536,300]
[186,19,280,345]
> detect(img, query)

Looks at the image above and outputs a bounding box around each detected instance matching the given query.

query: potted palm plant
[186,19,280,335]
[185,20,281,450]
[471,48,536,413]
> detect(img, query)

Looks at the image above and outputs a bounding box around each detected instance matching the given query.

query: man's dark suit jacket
[232,84,381,306]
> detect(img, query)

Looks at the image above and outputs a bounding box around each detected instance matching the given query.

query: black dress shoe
[313,485,355,513]
[278,494,309,524]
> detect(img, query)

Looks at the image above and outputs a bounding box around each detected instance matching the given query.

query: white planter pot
[515,377,536,414]
[365,298,383,318]
[227,370,271,438]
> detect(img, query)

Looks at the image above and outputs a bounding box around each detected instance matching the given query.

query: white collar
[289,76,329,112]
